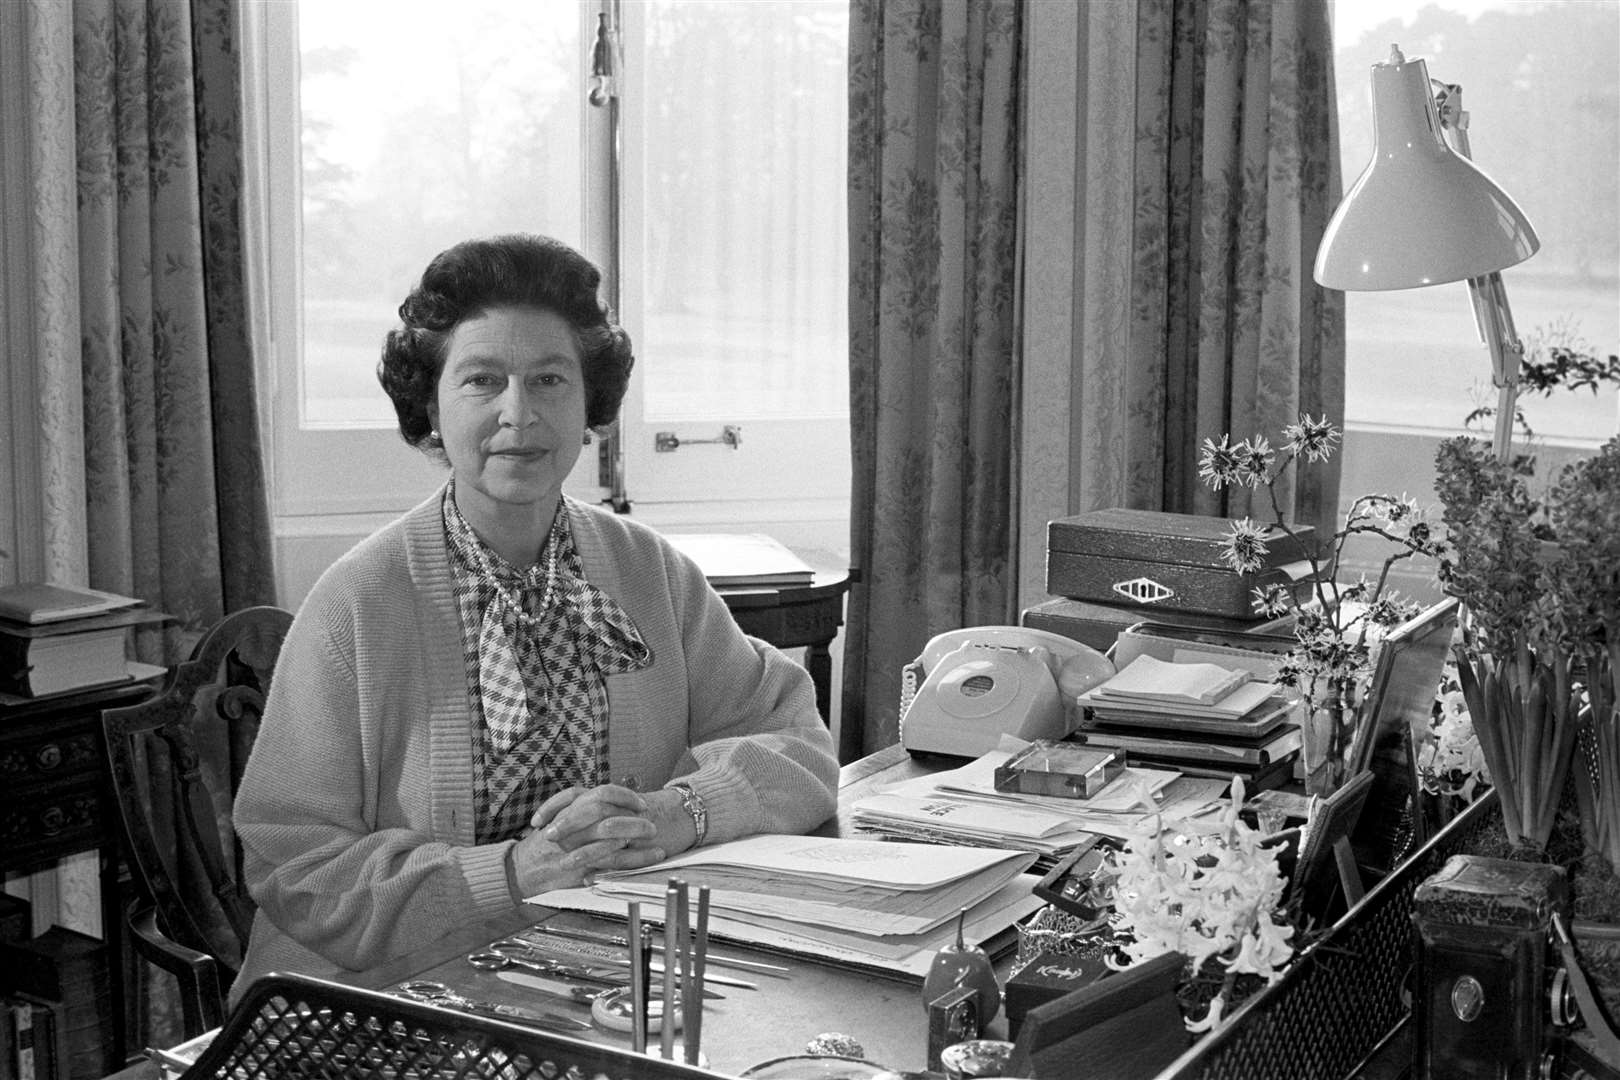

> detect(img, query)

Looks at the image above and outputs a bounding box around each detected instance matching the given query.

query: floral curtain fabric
[4,0,274,1044]
[846,0,1344,756]
[1136,0,1345,530]
[17,0,274,643]
[1021,0,1343,586]
[844,0,1025,757]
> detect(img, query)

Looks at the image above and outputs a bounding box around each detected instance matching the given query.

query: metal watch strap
[671,782,708,846]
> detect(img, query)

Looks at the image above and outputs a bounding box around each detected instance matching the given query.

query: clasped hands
[506,783,695,898]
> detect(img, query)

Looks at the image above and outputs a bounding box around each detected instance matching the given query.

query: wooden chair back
[102,605,293,1034]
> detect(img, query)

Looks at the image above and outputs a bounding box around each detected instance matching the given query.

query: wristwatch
[669,781,708,846]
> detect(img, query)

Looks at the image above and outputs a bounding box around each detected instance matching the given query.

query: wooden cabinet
[0,679,156,1066]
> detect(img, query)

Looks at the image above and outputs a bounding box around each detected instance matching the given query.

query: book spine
[1084,736,1265,764]
[12,997,34,1080]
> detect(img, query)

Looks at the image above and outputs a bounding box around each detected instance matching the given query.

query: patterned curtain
[843,0,1024,758]
[1018,0,1344,613]
[4,0,274,1048]
[1144,0,1344,526]
[848,0,1344,755]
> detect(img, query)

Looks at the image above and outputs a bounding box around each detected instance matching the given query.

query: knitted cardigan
[230,488,839,1001]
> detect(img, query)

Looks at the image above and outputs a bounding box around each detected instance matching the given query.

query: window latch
[655,425,742,453]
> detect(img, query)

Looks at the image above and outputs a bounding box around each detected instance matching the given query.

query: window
[244,1,850,600]
[1330,0,1618,594]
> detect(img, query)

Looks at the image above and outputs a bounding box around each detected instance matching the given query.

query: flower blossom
[1104,776,1296,1032]
[1221,517,1271,574]
[1282,414,1341,462]
[1199,435,1248,490]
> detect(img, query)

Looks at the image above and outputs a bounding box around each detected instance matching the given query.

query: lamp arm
[1468,273,1526,461]
[1434,79,1527,461]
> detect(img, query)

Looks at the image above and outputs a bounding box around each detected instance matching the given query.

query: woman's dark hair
[377,233,634,449]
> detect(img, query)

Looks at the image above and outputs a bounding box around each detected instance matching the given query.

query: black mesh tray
[178,971,720,1079]
[1156,791,1500,1080]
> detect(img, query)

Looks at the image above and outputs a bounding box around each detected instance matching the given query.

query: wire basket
[1153,790,1501,1080]
[175,972,719,1079]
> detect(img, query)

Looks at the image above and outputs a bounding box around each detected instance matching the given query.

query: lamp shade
[1314,47,1539,291]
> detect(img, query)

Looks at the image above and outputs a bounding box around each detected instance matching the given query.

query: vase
[1300,686,1358,797]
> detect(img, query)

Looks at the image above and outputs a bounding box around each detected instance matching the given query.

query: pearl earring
[583,430,594,445]
[429,429,441,444]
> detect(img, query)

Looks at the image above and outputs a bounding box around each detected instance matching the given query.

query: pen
[661,883,679,1059]
[678,879,696,1066]
[628,901,647,1054]
[688,885,710,1066]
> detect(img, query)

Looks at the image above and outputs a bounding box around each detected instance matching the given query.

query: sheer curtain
[0,0,274,1043]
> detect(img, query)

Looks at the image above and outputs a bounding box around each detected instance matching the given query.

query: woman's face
[428,305,587,535]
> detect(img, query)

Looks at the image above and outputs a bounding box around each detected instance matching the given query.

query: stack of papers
[1077,655,1295,737]
[852,736,1229,856]
[1093,655,1252,705]
[850,792,1099,861]
[534,834,1046,978]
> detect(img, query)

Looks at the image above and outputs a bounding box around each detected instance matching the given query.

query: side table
[1,678,157,1068]
[715,562,858,760]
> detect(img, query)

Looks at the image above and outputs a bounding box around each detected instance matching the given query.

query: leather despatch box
[1021,596,1293,655]
[1045,508,1318,619]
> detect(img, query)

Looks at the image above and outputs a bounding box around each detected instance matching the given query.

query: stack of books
[0,926,118,1078]
[0,584,159,699]
[1073,654,1301,790]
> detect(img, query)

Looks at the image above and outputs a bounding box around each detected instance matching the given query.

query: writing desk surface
[100,745,965,1079]
[357,743,974,1077]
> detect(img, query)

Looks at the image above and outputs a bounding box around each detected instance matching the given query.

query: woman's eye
[465,373,500,389]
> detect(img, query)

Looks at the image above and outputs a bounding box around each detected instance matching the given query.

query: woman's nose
[498,384,538,428]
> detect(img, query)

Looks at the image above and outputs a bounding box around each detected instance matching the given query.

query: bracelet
[670,782,708,846]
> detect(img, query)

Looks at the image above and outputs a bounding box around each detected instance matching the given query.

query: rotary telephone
[899,626,1114,758]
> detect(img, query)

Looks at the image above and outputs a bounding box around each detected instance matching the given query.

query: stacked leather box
[1022,508,1316,652]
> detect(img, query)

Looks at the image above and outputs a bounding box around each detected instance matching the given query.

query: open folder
[533,835,1045,978]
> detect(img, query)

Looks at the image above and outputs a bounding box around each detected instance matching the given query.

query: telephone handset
[900,626,1115,759]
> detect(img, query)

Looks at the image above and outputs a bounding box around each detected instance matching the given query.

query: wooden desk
[1,679,157,1069]
[358,744,946,1077]
[715,561,857,756]
[102,745,959,1080]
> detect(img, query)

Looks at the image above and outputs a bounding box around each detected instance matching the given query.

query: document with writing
[534,879,1045,979]
[531,835,1044,977]
[864,736,1228,845]
[578,834,1036,937]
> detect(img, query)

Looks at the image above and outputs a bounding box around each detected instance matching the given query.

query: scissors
[394,980,592,1033]
[468,944,626,987]
[494,936,747,993]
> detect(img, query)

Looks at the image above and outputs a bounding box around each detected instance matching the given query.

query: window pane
[297,0,586,427]
[1333,0,1619,444]
[636,0,849,422]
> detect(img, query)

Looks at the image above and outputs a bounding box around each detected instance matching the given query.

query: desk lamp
[1314,44,1540,460]
[1318,47,1568,1080]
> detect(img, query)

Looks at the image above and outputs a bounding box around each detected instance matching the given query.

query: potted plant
[1198,416,1446,795]
[1432,436,1620,858]
[1435,433,1620,1035]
